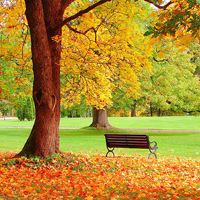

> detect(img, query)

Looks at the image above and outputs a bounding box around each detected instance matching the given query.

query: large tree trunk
[90,106,113,129]
[17,0,63,157]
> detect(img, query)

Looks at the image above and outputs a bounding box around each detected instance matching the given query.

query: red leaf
[23,191,29,195]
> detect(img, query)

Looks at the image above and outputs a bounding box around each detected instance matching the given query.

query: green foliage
[0,100,11,119]
[111,38,200,117]
[16,97,26,121]
[16,96,35,121]
[25,96,35,121]
[61,96,92,118]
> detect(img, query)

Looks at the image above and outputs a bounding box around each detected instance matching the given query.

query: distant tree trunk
[157,108,161,117]
[90,106,113,128]
[150,102,153,117]
[194,66,199,77]
[3,111,5,121]
[131,103,137,117]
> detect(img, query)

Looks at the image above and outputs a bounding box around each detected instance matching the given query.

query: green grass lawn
[0,128,199,158]
[0,116,200,130]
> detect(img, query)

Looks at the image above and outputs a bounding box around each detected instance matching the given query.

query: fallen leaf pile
[0,152,199,199]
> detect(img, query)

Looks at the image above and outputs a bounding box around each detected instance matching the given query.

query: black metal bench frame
[104,134,158,159]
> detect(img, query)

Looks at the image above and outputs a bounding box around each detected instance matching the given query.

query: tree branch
[66,17,106,43]
[144,0,173,10]
[66,23,96,35]
[153,57,168,62]
[55,0,111,31]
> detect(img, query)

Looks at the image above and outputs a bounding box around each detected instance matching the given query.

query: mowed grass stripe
[0,116,199,130]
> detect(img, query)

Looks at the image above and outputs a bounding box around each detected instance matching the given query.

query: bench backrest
[104,134,150,149]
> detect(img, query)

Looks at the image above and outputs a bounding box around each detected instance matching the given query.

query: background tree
[0,16,33,111]
[189,41,200,77]
[111,39,200,117]
[25,96,35,121]
[60,0,153,128]
[0,100,12,120]
[16,97,27,121]
[144,40,200,116]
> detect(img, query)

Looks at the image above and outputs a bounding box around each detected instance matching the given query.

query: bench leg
[148,152,157,159]
[149,144,158,159]
[106,147,115,157]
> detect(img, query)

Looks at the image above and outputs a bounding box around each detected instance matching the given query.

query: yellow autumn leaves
[61,0,153,109]
[0,0,32,100]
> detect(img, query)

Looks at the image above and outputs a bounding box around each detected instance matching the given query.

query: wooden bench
[104,134,158,159]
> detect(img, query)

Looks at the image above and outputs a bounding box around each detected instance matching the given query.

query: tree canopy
[60,0,153,109]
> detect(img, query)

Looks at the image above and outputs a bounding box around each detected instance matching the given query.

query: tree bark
[3,111,5,121]
[150,102,153,117]
[90,106,113,128]
[17,0,63,157]
[157,108,161,117]
[131,104,137,117]
[194,66,199,77]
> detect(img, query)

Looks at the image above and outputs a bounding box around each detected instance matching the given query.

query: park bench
[104,134,158,159]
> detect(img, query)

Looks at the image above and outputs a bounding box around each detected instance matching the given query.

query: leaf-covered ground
[0,152,200,199]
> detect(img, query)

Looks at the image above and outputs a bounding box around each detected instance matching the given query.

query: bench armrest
[150,141,157,146]
[150,141,158,150]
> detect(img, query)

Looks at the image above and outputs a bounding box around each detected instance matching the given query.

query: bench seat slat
[105,135,147,138]
[108,144,149,149]
[106,142,148,146]
[106,137,148,139]
[106,137,148,140]
[107,139,148,142]
[107,141,149,145]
